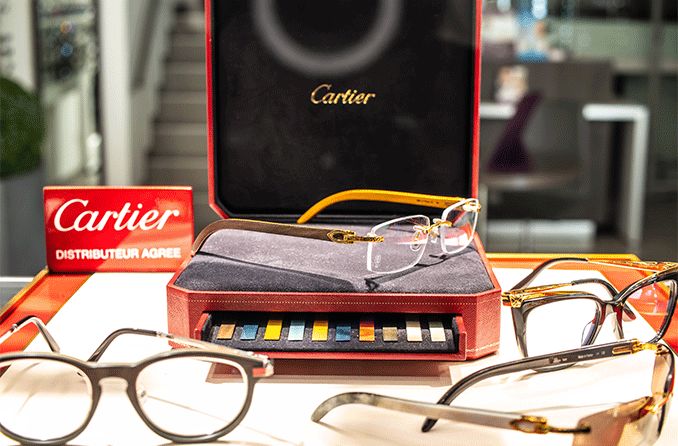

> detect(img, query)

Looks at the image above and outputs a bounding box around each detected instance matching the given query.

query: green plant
[0,76,45,178]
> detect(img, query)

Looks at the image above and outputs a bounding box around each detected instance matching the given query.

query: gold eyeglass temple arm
[501,288,599,308]
[587,259,678,272]
[191,218,383,255]
[297,189,466,224]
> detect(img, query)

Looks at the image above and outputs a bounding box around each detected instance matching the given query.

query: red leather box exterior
[167,234,501,360]
[167,0,500,361]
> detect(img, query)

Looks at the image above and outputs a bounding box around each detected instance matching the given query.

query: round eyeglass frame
[0,349,263,445]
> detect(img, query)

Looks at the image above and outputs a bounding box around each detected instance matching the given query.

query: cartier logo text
[54,198,181,232]
[311,84,376,105]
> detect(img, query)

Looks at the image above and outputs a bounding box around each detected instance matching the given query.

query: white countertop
[10,268,676,446]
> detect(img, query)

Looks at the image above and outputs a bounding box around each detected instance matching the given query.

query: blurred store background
[0,0,676,280]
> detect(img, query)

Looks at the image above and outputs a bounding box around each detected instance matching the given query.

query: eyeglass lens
[135,356,249,438]
[367,215,430,273]
[0,358,93,442]
[439,204,477,254]
[524,279,677,355]
[649,349,674,437]
[598,350,674,446]
[626,280,677,338]
[523,298,604,356]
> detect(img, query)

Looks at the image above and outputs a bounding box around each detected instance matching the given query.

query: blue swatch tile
[288,319,305,341]
[335,323,351,342]
[241,323,258,340]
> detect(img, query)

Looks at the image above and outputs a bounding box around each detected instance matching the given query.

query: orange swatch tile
[359,319,375,342]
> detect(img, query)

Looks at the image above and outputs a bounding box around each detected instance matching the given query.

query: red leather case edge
[170,0,497,361]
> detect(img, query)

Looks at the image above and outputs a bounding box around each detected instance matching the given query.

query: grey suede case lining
[175,226,494,294]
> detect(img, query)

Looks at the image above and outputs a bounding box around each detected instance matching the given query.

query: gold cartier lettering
[311,84,376,105]
[363,93,376,103]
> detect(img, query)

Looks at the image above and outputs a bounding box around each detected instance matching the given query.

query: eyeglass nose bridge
[89,365,137,383]
[88,365,143,403]
[413,219,452,240]
[87,365,162,433]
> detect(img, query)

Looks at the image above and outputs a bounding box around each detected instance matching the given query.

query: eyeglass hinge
[643,393,673,415]
[612,340,658,355]
[510,416,550,434]
[510,416,590,435]
[462,201,482,213]
[501,282,578,308]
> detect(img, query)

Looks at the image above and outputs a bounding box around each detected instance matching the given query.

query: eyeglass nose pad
[581,320,595,345]
[430,220,443,239]
[411,237,424,252]
[622,304,637,322]
[408,227,426,252]
[137,387,148,404]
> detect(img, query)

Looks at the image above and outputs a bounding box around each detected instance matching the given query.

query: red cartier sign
[43,187,194,272]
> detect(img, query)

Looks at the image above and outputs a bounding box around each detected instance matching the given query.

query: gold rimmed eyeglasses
[501,258,678,358]
[192,189,481,274]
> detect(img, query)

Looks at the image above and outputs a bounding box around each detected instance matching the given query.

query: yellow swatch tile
[263,318,283,341]
[312,318,329,341]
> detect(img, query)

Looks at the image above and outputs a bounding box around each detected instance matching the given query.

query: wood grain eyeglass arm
[311,392,587,435]
[297,189,466,224]
[191,218,384,255]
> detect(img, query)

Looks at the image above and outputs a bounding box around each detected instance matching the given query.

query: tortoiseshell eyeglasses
[502,258,678,358]
[192,189,481,274]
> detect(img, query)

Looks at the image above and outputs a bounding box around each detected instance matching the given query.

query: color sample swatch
[312,318,329,341]
[335,323,351,342]
[406,319,423,342]
[288,319,305,341]
[359,319,375,342]
[241,323,258,340]
[207,313,455,353]
[216,323,235,340]
[264,319,283,340]
[382,326,398,342]
[429,320,446,342]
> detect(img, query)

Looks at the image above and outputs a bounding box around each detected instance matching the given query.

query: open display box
[167,0,501,361]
